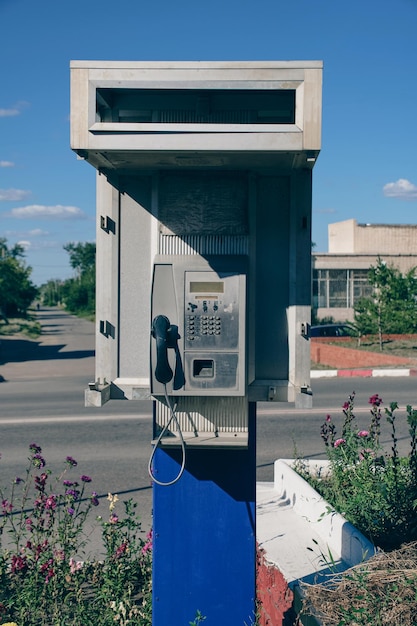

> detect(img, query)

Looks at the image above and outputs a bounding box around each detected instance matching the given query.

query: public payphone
[149,255,249,455]
[150,255,246,396]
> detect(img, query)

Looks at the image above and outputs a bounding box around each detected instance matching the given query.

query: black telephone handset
[151,315,185,389]
[152,315,174,384]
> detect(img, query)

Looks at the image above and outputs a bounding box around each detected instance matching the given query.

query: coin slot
[193,359,214,378]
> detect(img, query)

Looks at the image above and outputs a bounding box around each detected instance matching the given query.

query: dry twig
[301,542,417,625]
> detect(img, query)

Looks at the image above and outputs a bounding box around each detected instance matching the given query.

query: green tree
[0,238,38,319]
[61,242,96,316]
[354,257,417,349]
[63,242,96,276]
[40,279,65,306]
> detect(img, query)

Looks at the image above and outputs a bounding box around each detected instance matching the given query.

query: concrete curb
[311,368,417,379]
[256,459,376,625]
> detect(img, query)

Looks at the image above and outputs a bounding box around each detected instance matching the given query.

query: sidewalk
[311,366,417,379]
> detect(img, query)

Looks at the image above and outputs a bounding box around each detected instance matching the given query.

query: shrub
[0,444,152,625]
[296,392,417,550]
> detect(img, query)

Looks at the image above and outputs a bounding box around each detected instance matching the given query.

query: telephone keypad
[186,313,223,342]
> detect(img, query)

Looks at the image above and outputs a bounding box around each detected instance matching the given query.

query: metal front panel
[184,271,240,350]
[184,352,239,391]
[184,270,242,393]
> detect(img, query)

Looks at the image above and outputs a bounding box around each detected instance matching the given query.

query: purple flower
[66,456,77,467]
[35,473,48,492]
[65,489,80,500]
[32,454,46,469]
[80,475,92,483]
[334,438,346,448]
[67,507,75,516]
[29,442,42,454]
[91,492,99,506]
[14,476,24,484]
[63,480,74,487]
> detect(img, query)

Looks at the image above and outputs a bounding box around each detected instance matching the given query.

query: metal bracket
[100,215,116,234]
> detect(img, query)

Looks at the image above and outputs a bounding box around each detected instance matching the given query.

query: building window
[96,88,296,125]
[313,269,372,309]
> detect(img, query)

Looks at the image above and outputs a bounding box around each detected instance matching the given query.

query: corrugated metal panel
[155,396,248,434]
[159,234,249,256]
[159,110,252,123]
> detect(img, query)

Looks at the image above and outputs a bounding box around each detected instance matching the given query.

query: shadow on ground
[0,337,94,365]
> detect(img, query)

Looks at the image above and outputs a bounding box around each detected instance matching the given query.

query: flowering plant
[297,392,417,550]
[0,443,152,625]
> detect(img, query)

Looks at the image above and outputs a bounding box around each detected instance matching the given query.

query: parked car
[310,323,357,338]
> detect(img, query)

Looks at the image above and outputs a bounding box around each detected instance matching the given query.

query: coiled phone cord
[147,384,187,487]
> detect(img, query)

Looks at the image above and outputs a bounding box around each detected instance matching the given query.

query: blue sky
[1,0,416,285]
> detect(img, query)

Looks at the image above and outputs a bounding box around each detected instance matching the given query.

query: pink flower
[359,448,375,461]
[11,554,27,574]
[114,542,128,559]
[142,529,153,555]
[333,438,346,448]
[45,495,57,510]
[369,394,382,407]
[2,499,13,514]
[357,430,369,437]
[69,557,83,574]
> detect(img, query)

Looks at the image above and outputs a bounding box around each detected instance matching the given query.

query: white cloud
[9,204,87,220]
[0,160,14,168]
[0,107,20,117]
[26,239,62,251]
[5,228,49,237]
[0,188,31,201]
[29,228,49,236]
[18,240,31,250]
[0,101,30,118]
[383,178,417,200]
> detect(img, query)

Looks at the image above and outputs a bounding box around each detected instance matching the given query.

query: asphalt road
[1,307,417,554]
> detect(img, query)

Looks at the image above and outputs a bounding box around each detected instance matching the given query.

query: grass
[301,543,417,626]
[0,316,41,339]
[336,336,417,358]
[311,335,417,370]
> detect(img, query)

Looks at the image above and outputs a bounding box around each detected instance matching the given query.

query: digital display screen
[190,281,224,294]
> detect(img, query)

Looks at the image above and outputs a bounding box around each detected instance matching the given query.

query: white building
[313,219,417,321]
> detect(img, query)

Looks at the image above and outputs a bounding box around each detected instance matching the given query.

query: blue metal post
[152,403,256,626]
